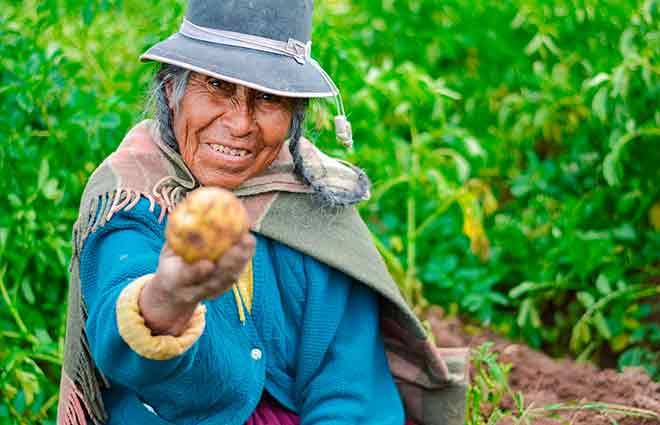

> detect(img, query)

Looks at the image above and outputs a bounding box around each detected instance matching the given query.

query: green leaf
[612,223,636,241]
[8,193,22,208]
[584,72,610,89]
[434,148,470,182]
[595,274,611,295]
[577,292,596,308]
[611,65,628,97]
[603,151,621,186]
[509,281,536,299]
[15,92,34,113]
[0,228,8,259]
[513,391,525,412]
[464,136,486,158]
[517,298,531,327]
[35,328,53,345]
[436,255,459,273]
[485,409,504,425]
[42,178,62,200]
[37,158,49,190]
[82,1,95,25]
[434,83,462,100]
[99,112,121,129]
[12,388,26,414]
[593,313,612,339]
[619,28,636,58]
[21,278,35,305]
[542,34,561,56]
[524,33,543,56]
[15,370,39,406]
[592,86,608,122]
[488,292,509,306]
[571,322,592,351]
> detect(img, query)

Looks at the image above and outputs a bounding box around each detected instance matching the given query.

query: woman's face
[171,72,293,189]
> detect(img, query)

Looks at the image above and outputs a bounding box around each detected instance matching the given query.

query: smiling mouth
[208,143,251,158]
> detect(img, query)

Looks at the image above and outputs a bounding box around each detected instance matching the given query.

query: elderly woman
[57,2,467,425]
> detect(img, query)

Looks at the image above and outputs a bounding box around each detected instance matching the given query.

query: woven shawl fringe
[72,185,184,259]
[77,335,107,424]
[59,257,109,425]
[63,184,185,424]
[58,371,100,425]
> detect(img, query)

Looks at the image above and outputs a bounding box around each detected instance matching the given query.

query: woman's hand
[138,232,256,336]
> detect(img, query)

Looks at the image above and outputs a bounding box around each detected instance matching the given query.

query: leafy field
[1,0,658,423]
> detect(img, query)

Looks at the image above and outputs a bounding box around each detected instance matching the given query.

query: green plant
[313,0,660,378]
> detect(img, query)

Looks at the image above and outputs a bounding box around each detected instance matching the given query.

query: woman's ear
[164,79,175,110]
[162,76,177,113]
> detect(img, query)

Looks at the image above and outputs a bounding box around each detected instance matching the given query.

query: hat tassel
[315,63,353,149]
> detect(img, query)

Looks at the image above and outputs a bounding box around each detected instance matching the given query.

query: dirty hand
[139,232,255,336]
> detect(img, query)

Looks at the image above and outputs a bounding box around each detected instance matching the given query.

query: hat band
[179,19,311,65]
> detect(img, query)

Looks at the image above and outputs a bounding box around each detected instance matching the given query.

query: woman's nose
[223,91,255,137]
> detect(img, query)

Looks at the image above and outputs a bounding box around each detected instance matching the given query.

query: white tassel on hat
[313,61,354,149]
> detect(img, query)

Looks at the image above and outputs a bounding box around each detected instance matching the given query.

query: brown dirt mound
[426,307,660,425]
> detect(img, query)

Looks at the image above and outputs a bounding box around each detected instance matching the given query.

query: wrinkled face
[171,72,293,189]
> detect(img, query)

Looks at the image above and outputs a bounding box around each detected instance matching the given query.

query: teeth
[210,144,248,157]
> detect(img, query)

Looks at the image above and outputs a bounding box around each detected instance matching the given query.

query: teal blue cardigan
[79,198,405,424]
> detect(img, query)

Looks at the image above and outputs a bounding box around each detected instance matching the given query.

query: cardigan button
[251,348,262,361]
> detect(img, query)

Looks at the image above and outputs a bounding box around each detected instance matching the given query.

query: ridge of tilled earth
[426,308,660,425]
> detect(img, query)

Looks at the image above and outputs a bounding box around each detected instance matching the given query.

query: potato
[166,187,248,263]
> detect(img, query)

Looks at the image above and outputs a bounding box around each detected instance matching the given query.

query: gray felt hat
[141,0,353,146]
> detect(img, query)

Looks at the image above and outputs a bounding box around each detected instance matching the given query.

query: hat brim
[141,33,337,98]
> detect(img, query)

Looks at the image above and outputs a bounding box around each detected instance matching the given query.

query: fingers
[187,259,216,282]
[194,234,254,297]
[233,233,256,258]
[157,232,256,301]
[216,236,254,273]
[240,232,256,248]
[222,233,255,260]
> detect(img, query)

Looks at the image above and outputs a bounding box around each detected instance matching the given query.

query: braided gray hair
[147,63,369,207]
[148,64,191,152]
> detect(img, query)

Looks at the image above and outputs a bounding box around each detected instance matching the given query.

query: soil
[426,307,660,425]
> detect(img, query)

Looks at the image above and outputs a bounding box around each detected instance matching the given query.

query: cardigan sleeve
[79,198,203,390]
[294,254,406,425]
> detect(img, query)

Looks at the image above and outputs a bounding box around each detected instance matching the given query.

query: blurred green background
[1,0,658,423]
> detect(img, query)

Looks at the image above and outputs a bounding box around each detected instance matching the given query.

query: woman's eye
[256,92,279,102]
[256,93,291,109]
[257,93,277,102]
[207,79,233,93]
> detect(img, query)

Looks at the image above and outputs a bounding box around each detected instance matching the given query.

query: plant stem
[534,402,660,419]
[370,175,409,203]
[30,352,63,366]
[576,284,660,329]
[415,194,457,238]
[372,236,404,275]
[405,126,420,305]
[0,267,29,334]
[405,195,415,303]
[35,393,59,421]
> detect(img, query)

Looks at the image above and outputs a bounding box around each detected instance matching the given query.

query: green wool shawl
[57,120,468,425]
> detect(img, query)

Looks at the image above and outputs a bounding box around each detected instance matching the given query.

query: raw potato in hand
[166,187,249,263]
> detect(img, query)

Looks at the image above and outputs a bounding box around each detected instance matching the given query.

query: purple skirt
[245,394,416,425]
[245,395,299,425]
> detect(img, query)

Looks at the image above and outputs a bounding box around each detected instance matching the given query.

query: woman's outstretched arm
[79,199,204,390]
